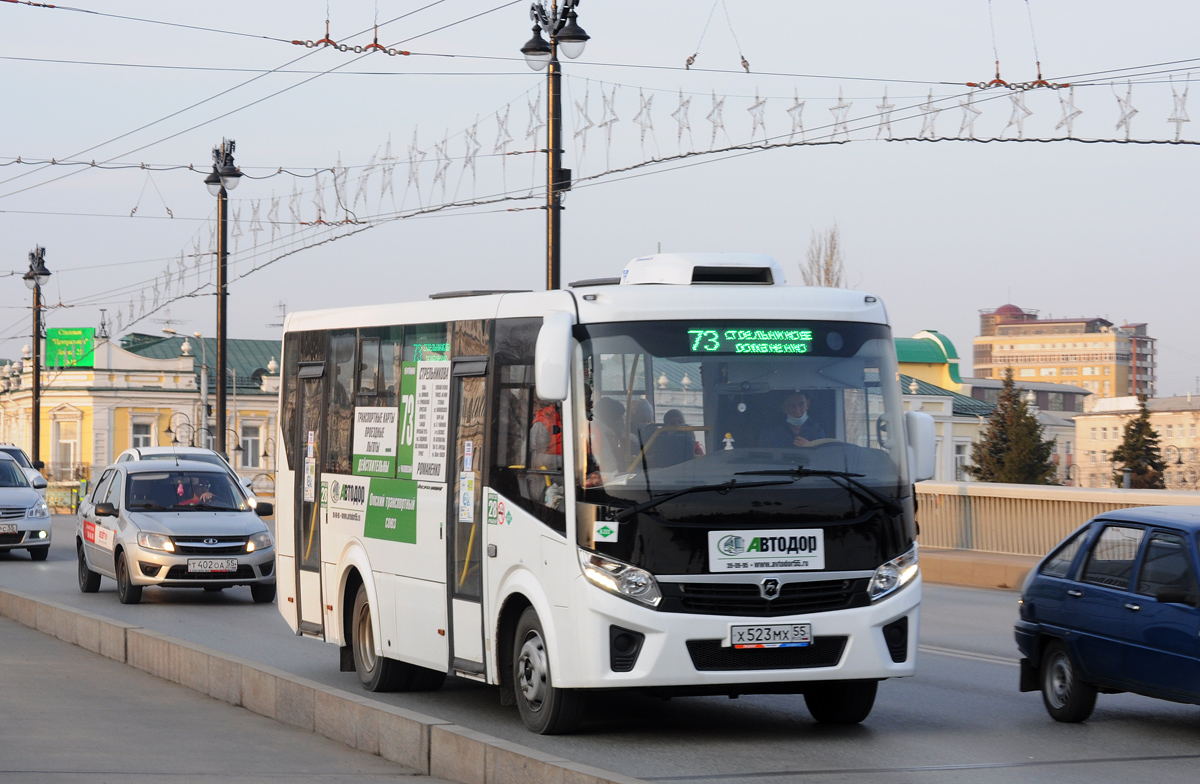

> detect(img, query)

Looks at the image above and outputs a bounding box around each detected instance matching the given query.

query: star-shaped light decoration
[918,90,941,139]
[311,172,326,222]
[706,90,726,148]
[432,131,452,200]
[599,85,620,165]
[406,128,427,192]
[526,88,546,144]
[249,200,264,248]
[671,89,692,150]
[493,106,513,156]
[574,86,595,156]
[1054,86,1083,138]
[876,88,896,140]
[1001,92,1034,139]
[829,89,852,141]
[786,89,805,141]
[1168,80,1190,142]
[633,89,655,144]
[958,90,982,139]
[379,135,397,202]
[1115,81,1137,141]
[463,119,481,182]
[748,89,767,143]
[268,195,281,243]
[353,152,376,213]
[231,203,243,254]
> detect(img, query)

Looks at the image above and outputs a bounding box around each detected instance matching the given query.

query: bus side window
[491,318,566,533]
[325,331,356,475]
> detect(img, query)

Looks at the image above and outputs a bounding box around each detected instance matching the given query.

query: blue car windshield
[125,471,247,512]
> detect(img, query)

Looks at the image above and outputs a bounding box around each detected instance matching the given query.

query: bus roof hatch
[619,253,785,286]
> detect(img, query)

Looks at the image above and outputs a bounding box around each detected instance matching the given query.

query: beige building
[0,333,279,491]
[973,305,1155,399]
[1074,395,1200,490]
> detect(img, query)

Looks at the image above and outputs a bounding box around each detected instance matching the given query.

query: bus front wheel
[351,584,405,692]
[513,607,584,734]
[804,680,877,724]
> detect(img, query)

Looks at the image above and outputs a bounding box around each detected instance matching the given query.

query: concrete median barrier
[0,587,647,784]
[921,548,1038,591]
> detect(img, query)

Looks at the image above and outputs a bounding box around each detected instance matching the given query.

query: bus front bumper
[554,573,921,690]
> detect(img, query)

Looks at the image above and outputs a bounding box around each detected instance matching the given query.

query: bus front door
[294,363,326,636]
[448,360,487,676]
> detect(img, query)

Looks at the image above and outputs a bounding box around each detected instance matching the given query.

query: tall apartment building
[972,304,1155,400]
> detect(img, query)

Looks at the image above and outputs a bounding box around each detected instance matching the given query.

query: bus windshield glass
[575,320,909,521]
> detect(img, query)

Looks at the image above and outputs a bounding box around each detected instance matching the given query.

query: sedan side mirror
[1155,587,1198,607]
[95,502,118,518]
[254,501,274,518]
[31,476,48,490]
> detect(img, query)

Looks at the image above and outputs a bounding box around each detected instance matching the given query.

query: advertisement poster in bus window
[352,407,399,477]
[396,362,417,479]
[364,477,418,544]
[413,361,451,482]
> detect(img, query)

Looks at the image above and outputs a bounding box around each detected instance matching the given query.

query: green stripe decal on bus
[396,362,418,479]
[364,477,418,543]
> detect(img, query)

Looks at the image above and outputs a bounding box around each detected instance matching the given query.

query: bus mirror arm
[905,411,936,482]
[535,310,576,402]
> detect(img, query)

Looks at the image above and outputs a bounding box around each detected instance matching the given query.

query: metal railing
[916,481,1200,558]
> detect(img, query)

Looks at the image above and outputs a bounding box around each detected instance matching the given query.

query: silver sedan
[76,460,276,604]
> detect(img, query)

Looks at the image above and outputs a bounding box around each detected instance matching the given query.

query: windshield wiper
[613,479,793,522]
[129,502,168,511]
[734,467,904,517]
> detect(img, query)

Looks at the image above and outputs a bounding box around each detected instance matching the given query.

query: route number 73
[689,329,720,352]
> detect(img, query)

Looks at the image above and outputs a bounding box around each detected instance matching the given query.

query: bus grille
[660,579,869,617]
[686,637,847,671]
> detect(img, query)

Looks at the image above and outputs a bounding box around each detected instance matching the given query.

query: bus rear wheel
[804,680,877,725]
[513,607,584,735]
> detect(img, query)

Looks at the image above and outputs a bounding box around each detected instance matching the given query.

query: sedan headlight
[137,532,176,553]
[247,531,273,552]
[26,500,49,519]
[578,548,661,607]
[868,544,919,601]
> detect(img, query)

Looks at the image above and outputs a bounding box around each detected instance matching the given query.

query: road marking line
[918,644,1020,667]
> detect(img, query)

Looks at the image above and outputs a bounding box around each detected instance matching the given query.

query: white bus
[275,253,935,734]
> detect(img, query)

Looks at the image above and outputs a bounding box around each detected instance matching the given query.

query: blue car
[1015,506,1200,722]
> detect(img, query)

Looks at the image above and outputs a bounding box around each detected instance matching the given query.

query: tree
[968,367,1058,484]
[1109,396,1165,488]
[800,223,846,287]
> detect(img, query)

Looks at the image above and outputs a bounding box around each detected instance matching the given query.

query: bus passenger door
[294,362,326,636]
[448,358,488,676]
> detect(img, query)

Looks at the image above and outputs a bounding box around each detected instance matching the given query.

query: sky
[2,0,1199,395]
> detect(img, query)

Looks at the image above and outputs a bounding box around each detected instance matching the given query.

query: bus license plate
[0,523,17,535]
[188,558,237,573]
[729,623,812,648]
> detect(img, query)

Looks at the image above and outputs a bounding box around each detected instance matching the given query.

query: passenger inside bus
[529,399,565,510]
[756,392,829,448]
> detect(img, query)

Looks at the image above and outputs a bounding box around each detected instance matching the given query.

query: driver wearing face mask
[757,392,827,448]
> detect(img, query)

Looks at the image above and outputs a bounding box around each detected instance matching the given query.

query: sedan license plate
[729,623,812,649]
[187,558,237,574]
[0,523,17,535]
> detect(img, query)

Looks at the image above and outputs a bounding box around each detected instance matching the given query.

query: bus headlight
[868,544,919,601]
[578,549,662,607]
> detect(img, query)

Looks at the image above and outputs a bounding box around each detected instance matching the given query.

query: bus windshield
[575,320,909,521]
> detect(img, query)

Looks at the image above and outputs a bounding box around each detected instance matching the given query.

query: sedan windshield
[125,471,248,512]
[0,461,29,488]
[575,320,909,521]
[0,448,32,468]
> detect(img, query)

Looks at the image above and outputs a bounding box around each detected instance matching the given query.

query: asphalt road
[3,516,1199,784]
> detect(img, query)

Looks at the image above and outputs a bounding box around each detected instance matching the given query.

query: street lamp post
[22,247,51,467]
[520,0,589,290]
[192,331,209,447]
[165,412,194,446]
[203,139,242,457]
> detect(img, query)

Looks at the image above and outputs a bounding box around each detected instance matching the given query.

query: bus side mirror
[905,411,936,482]
[535,311,575,402]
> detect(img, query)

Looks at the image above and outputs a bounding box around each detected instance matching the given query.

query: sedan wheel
[115,551,143,605]
[77,543,101,593]
[1040,640,1096,722]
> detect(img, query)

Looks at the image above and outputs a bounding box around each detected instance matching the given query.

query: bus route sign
[687,328,813,355]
